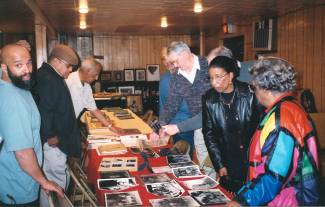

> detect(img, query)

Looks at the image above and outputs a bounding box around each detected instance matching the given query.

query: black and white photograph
[124,69,135,81]
[167,155,192,165]
[113,70,124,82]
[98,177,137,191]
[189,189,230,205]
[149,196,200,207]
[146,64,160,81]
[135,69,146,81]
[140,173,171,184]
[100,170,130,179]
[118,86,134,95]
[181,176,219,190]
[145,180,184,197]
[172,165,202,178]
[105,191,142,207]
[100,71,112,81]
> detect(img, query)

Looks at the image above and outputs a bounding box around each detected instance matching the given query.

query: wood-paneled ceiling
[0,0,324,35]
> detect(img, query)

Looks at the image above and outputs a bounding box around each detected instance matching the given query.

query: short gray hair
[80,56,96,72]
[249,57,296,93]
[167,41,191,56]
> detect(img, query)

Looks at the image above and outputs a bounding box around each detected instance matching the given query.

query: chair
[68,161,97,207]
[48,192,74,207]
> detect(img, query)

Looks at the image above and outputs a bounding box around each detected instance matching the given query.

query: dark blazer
[202,80,261,182]
[32,62,80,157]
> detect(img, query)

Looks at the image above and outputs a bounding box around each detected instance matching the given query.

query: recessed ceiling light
[194,2,203,13]
[79,0,89,13]
[161,16,168,28]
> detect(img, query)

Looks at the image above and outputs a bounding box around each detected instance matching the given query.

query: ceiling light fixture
[161,16,168,28]
[79,0,89,13]
[80,13,87,29]
[194,1,203,13]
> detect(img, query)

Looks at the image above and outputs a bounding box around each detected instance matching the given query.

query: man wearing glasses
[32,44,80,207]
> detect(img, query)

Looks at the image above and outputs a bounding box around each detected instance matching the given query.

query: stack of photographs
[98,177,137,191]
[99,170,130,179]
[188,189,230,205]
[172,165,202,178]
[114,110,134,120]
[98,157,138,172]
[140,174,185,197]
[105,191,142,207]
[180,175,219,190]
[149,196,200,207]
[167,155,194,168]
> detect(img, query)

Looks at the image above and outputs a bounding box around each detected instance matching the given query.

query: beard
[7,68,32,90]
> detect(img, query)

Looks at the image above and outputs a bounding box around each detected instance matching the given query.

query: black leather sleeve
[202,93,224,171]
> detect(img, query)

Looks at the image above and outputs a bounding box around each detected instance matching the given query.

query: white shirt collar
[178,54,200,84]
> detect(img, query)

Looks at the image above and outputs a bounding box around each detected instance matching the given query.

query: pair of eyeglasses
[209,73,228,82]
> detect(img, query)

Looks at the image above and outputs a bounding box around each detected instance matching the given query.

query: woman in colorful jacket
[230,57,320,206]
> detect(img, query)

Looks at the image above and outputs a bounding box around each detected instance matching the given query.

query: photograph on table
[100,170,130,179]
[100,71,112,81]
[124,69,135,81]
[172,165,202,178]
[135,68,146,81]
[113,70,124,82]
[98,177,137,191]
[167,155,193,168]
[146,64,160,81]
[180,175,219,190]
[149,196,200,207]
[118,86,134,95]
[105,86,117,93]
[145,180,184,197]
[140,173,171,184]
[98,157,138,172]
[105,191,142,207]
[188,189,230,205]
[126,95,143,115]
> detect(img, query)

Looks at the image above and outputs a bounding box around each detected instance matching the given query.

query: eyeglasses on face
[208,73,228,82]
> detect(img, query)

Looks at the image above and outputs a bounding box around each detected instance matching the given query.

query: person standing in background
[32,44,80,207]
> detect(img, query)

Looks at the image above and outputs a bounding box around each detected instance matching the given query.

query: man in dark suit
[32,44,79,207]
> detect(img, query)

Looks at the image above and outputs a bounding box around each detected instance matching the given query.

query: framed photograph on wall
[146,64,160,81]
[118,86,135,95]
[124,69,135,81]
[100,71,112,81]
[135,69,146,81]
[113,71,124,82]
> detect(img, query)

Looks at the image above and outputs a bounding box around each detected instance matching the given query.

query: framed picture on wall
[146,64,160,81]
[118,86,135,95]
[124,69,135,81]
[100,71,112,81]
[113,71,124,82]
[135,69,146,81]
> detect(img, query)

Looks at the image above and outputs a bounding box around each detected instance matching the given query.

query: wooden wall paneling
[304,7,315,95]
[295,9,305,89]
[313,6,323,111]
[322,6,325,112]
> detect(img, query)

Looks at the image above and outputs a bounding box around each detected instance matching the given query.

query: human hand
[41,180,64,198]
[47,136,59,147]
[161,124,179,136]
[219,167,228,177]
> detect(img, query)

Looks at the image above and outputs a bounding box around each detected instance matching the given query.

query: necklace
[219,88,236,109]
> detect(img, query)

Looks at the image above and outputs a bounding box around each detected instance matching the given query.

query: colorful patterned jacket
[235,94,319,206]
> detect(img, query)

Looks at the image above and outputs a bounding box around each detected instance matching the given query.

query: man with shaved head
[0,44,63,206]
[66,57,120,132]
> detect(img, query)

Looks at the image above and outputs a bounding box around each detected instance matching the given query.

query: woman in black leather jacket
[202,56,261,193]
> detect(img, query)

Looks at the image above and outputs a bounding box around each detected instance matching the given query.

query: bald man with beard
[0,44,63,206]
